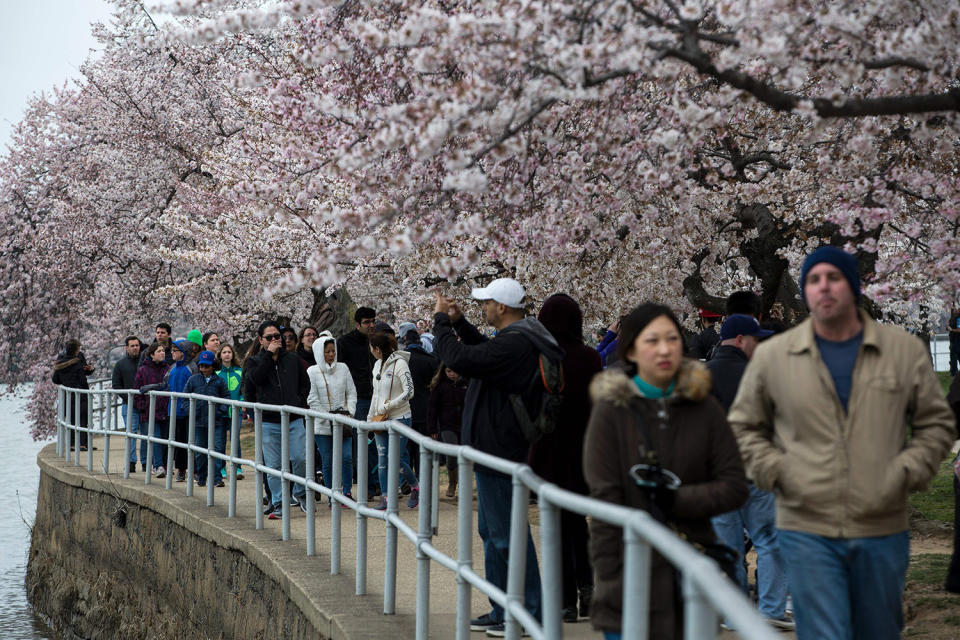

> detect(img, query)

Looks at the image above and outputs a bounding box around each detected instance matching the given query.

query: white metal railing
[53,384,779,640]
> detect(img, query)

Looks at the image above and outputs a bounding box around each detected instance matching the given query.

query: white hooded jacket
[368,349,414,420]
[306,333,357,436]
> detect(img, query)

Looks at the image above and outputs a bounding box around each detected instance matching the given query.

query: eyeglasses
[262,333,282,341]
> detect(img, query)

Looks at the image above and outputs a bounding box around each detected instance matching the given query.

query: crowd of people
[54,245,960,640]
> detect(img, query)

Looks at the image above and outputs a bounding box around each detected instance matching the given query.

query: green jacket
[729,310,956,538]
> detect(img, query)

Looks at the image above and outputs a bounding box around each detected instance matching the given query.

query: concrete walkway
[45,432,790,639]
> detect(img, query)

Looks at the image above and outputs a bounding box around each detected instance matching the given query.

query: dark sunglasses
[262,333,282,341]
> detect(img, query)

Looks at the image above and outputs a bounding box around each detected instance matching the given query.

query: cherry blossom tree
[4,0,959,436]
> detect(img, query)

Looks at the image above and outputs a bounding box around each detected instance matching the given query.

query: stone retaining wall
[27,448,324,640]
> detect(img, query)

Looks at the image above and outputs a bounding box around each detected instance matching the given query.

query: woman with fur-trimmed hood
[583,302,747,640]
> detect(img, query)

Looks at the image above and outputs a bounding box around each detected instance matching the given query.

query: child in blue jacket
[184,350,230,487]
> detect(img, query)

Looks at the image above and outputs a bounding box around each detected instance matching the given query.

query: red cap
[698,308,722,319]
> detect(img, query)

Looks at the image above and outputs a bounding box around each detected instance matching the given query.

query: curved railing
[53,383,779,640]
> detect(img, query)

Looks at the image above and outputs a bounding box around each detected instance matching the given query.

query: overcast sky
[0,0,114,150]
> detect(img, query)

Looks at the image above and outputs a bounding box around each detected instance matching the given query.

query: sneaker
[578,585,593,618]
[401,483,412,496]
[767,615,796,632]
[128,461,137,473]
[215,479,225,488]
[293,497,307,513]
[176,471,186,482]
[155,466,166,479]
[562,606,578,623]
[470,613,499,632]
[198,480,206,487]
[374,498,387,510]
[236,469,244,480]
[485,623,529,637]
[341,493,353,509]
[141,463,148,472]
[266,504,282,519]
[407,487,419,509]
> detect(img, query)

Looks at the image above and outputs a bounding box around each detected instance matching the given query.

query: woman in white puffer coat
[307,332,357,504]
[367,331,420,509]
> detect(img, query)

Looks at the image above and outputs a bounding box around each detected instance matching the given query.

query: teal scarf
[633,375,675,399]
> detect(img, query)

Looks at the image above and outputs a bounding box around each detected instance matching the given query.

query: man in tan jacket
[729,246,956,640]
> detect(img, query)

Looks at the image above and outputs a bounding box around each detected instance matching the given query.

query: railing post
[384,425,399,614]
[306,416,316,558]
[456,454,473,640]
[145,394,156,485]
[281,410,291,541]
[228,405,239,518]
[124,392,135,479]
[74,391,81,466]
[505,473,530,640]
[103,390,112,475]
[539,490,562,640]
[187,399,196,497]
[56,387,64,458]
[255,408,264,530]
[431,450,440,535]
[415,443,433,640]
[206,399,215,506]
[167,409,176,491]
[331,418,342,574]
[683,569,717,640]
[356,424,368,595]
[86,392,94,471]
[622,525,651,640]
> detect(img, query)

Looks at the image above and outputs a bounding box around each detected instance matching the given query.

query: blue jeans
[374,417,418,495]
[711,483,787,619]
[195,421,227,483]
[475,469,543,623]
[262,418,307,506]
[122,404,144,464]
[603,634,622,640]
[150,418,169,469]
[778,529,909,640]
[353,397,378,488]
[315,433,353,495]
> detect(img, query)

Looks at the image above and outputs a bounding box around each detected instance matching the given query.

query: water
[0,387,55,639]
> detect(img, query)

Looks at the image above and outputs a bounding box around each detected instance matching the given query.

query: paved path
[48,431,791,639]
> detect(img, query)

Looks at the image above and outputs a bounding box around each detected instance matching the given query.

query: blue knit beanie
[799,246,861,304]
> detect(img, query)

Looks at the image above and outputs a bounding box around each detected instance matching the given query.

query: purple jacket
[134,359,170,420]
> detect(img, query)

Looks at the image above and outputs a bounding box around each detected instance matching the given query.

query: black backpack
[509,350,565,443]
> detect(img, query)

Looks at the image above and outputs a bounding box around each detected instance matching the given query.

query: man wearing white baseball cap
[470,277,527,310]
[432,278,563,636]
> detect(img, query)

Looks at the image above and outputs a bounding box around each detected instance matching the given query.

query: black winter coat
[704,344,749,412]
[337,330,375,399]
[432,313,564,464]
[427,375,468,436]
[52,353,93,426]
[689,325,720,360]
[529,294,602,494]
[406,344,440,432]
[112,354,140,403]
[244,349,309,423]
